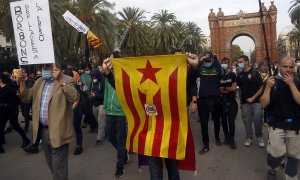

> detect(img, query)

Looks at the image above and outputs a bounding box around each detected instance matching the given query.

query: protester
[18,63,79,179]
[260,56,300,180]
[90,69,106,146]
[237,55,265,148]
[73,85,84,155]
[219,57,238,149]
[0,73,30,153]
[102,52,127,178]
[189,51,223,154]
[20,69,34,132]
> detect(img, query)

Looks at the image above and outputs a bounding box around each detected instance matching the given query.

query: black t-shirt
[264,79,300,130]
[220,72,237,100]
[237,68,263,104]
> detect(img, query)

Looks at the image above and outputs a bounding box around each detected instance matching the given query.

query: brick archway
[208,1,278,63]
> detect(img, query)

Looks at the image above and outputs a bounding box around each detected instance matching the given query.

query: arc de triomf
[208,1,278,63]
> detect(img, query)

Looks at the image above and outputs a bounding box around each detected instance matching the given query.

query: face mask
[238,63,245,70]
[42,70,53,80]
[296,63,300,67]
[93,79,98,83]
[221,64,228,69]
[204,62,213,68]
[85,70,90,75]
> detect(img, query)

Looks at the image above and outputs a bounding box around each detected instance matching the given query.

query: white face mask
[93,79,98,83]
[221,64,228,70]
[296,63,300,67]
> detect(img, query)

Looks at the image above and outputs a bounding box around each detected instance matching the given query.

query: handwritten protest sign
[62,10,89,34]
[10,0,55,65]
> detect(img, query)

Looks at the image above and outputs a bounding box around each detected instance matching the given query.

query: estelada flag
[87,30,102,48]
[112,55,195,170]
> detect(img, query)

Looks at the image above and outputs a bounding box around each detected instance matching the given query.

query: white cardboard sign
[62,10,89,34]
[10,0,55,65]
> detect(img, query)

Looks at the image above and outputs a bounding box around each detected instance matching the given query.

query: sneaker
[96,140,103,146]
[21,139,30,148]
[244,138,252,147]
[257,137,265,148]
[216,139,223,146]
[23,144,38,153]
[81,122,87,128]
[74,146,83,155]
[115,166,124,179]
[267,169,276,180]
[229,140,237,149]
[223,138,229,145]
[128,151,135,157]
[199,147,210,154]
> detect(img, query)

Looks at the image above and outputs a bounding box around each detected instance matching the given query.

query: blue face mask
[204,62,213,68]
[42,70,53,80]
[238,63,245,70]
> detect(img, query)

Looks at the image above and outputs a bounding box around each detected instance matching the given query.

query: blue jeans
[106,115,127,168]
[146,156,180,180]
[241,103,263,139]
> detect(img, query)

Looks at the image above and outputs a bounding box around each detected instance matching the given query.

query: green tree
[289,0,300,28]
[71,0,116,63]
[183,21,206,54]
[288,28,300,58]
[117,7,149,56]
[151,9,177,54]
[231,44,244,60]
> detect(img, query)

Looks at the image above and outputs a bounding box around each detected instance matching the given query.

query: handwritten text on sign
[10,0,55,65]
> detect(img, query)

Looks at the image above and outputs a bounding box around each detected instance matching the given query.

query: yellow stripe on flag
[112,55,188,160]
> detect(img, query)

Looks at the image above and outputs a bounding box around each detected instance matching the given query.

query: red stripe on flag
[122,70,141,152]
[178,121,196,171]
[168,67,180,159]
[137,90,148,154]
[151,90,164,157]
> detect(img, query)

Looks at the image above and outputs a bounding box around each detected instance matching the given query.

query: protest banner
[10,0,55,65]
[62,10,89,34]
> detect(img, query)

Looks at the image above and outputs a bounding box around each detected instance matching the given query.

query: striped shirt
[40,79,55,126]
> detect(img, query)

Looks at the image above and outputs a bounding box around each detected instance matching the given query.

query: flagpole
[258,0,272,75]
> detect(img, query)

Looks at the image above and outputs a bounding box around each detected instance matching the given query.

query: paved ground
[0,109,299,180]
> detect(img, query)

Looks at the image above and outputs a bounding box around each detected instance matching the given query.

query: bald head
[279,56,294,75]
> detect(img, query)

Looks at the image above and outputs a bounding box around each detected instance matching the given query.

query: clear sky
[108,0,293,55]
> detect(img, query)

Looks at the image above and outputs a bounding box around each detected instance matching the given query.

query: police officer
[261,56,300,180]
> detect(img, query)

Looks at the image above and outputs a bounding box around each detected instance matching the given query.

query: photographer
[260,56,300,180]
[219,57,238,149]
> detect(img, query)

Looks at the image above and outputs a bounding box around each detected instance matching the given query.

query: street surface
[0,109,299,180]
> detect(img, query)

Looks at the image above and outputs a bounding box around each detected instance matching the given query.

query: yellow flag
[112,55,189,160]
[87,30,102,48]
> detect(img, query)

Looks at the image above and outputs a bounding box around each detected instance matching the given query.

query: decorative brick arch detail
[208,2,278,63]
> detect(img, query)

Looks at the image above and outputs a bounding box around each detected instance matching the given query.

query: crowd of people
[0,51,300,180]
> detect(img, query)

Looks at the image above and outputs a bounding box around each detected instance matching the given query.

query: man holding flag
[102,52,198,179]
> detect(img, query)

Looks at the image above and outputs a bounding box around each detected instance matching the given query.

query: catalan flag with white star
[87,30,102,48]
[112,55,195,171]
